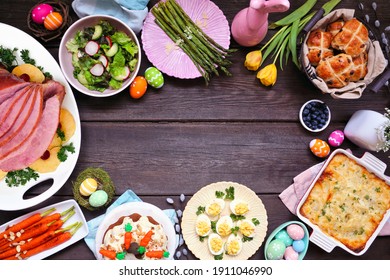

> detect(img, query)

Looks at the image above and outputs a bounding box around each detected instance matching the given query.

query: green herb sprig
[57,143,76,162]
[5,168,39,187]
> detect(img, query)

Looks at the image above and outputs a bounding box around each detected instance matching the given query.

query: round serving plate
[181,181,268,260]
[141,0,231,79]
[0,23,81,211]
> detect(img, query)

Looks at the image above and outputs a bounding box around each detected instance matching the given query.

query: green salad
[66,20,139,92]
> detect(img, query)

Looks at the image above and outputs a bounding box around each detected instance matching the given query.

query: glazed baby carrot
[99,248,117,260]
[8,222,82,260]
[0,222,78,260]
[145,250,170,259]
[139,230,154,247]
[0,207,55,241]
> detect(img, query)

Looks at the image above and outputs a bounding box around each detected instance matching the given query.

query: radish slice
[85,41,100,56]
[105,36,112,47]
[90,63,104,76]
[98,55,109,68]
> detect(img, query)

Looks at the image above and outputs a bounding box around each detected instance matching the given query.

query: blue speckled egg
[275,229,293,247]
[292,240,306,253]
[266,239,286,260]
[145,67,164,89]
[89,190,108,207]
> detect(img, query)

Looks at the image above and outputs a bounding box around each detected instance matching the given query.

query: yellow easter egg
[309,139,330,158]
[79,178,98,196]
[43,12,63,31]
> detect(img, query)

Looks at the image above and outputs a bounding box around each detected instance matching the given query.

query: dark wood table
[0,0,389,260]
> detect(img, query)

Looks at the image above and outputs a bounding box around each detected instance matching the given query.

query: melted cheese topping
[101,215,168,259]
[300,154,390,252]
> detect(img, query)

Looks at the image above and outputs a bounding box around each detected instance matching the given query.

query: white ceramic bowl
[299,99,331,132]
[59,15,141,97]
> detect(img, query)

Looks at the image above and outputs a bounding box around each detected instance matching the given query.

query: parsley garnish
[214,253,224,260]
[0,46,18,70]
[5,168,39,187]
[230,213,245,222]
[215,191,225,198]
[224,186,235,200]
[20,49,52,78]
[56,127,66,141]
[211,221,217,233]
[57,143,75,162]
[196,206,205,215]
[231,226,239,235]
[199,236,206,242]
[242,236,253,242]
[252,218,260,226]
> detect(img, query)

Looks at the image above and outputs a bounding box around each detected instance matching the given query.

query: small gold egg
[79,178,98,196]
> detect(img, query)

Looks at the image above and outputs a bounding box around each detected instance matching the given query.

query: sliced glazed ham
[0,68,29,104]
[0,68,67,172]
[0,87,43,160]
[0,94,61,172]
[0,85,32,139]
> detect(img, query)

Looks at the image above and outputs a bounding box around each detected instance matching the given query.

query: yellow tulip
[256,64,277,86]
[244,50,262,71]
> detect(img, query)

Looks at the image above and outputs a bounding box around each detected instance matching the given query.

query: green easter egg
[275,229,293,247]
[145,67,164,89]
[266,239,286,260]
[89,190,108,207]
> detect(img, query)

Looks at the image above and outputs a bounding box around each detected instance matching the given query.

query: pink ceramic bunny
[231,0,290,47]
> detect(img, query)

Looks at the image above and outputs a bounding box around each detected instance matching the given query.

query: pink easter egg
[328,130,345,147]
[284,246,299,260]
[286,224,305,240]
[31,3,53,24]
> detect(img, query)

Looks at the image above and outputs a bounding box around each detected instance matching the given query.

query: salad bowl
[59,15,141,97]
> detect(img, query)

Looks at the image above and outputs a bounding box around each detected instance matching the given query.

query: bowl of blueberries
[299,99,331,132]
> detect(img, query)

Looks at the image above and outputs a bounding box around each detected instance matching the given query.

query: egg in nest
[205,198,225,217]
[237,219,256,238]
[225,234,243,256]
[207,233,225,255]
[195,214,211,237]
[230,199,249,215]
[216,215,233,237]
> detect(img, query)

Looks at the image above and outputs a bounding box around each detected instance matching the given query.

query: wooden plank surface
[0,0,389,261]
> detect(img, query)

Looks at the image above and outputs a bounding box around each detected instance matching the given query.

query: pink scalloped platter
[141,0,231,79]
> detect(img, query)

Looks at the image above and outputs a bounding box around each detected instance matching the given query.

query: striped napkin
[71,0,150,34]
[279,160,390,236]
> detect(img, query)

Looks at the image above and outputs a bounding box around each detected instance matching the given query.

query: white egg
[237,219,256,238]
[195,214,211,237]
[207,233,225,255]
[205,198,225,217]
[229,199,250,215]
[216,215,233,237]
[225,234,243,256]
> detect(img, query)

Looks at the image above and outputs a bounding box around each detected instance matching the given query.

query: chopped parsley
[242,235,253,242]
[231,226,239,235]
[214,253,224,260]
[196,206,205,215]
[211,221,217,233]
[5,168,39,187]
[215,191,225,198]
[252,218,260,226]
[230,213,245,222]
[214,186,235,200]
[56,127,66,141]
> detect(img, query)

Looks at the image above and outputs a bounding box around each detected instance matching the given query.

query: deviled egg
[237,219,256,238]
[225,234,243,256]
[216,215,233,237]
[195,214,211,237]
[205,198,225,217]
[207,233,225,255]
[230,199,249,215]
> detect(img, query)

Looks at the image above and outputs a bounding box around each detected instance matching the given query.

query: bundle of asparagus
[151,0,236,84]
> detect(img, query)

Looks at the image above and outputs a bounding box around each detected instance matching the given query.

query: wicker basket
[27,0,72,42]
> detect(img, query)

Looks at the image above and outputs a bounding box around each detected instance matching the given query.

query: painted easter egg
[292,240,306,253]
[309,139,330,158]
[328,130,345,147]
[266,239,286,260]
[89,190,108,207]
[286,224,305,240]
[275,229,293,247]
[130,76,147,99]
[145,67,164,88]
[44,12,63,31]
[79,178,98,196]
[284,246,299,260]
[31,3,53,24]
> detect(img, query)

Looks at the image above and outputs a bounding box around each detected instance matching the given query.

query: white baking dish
[297,149,390,256]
